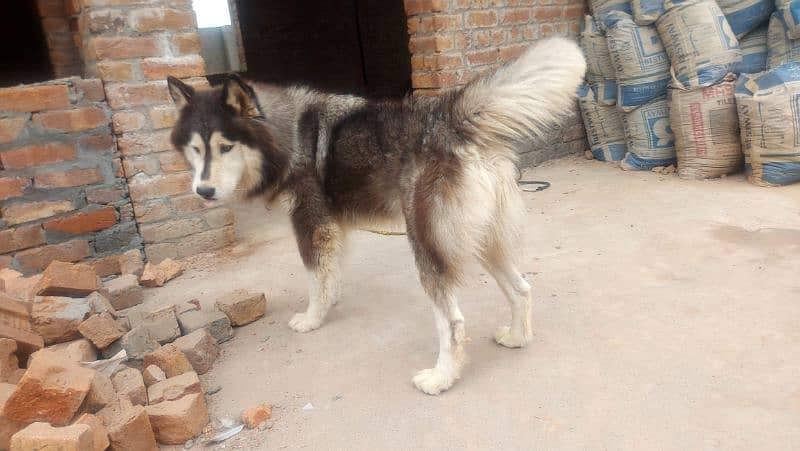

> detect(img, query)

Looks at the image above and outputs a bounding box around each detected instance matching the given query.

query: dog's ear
[167,76,195,109]
[221,73,263,119]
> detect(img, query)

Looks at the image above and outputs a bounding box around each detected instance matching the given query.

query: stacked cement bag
[717,0,774,37]
[619,97,676,170]
[631,0,664,25]
[588,0,632,25]
[579,15,617,105]
[656,0,742,89]
[767,11,800,68]
[735,63,800,185]
[669,76,742,178]
[604,11,671,111]
[737,24,769,73]
[578,84,628,161]
[775,0,800,39]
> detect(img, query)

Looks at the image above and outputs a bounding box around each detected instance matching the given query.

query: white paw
[288,313,322,333]
[494,325,531,348]
[412,368,456,395]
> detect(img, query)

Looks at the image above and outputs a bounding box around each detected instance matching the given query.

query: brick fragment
[87,292,116,317]
[141,304,180,344]
[80,371,116,414]
[0,292,43,357]
[172,328,217,375]
[31,338,98,364]
[145,393,207,445]
[0,383,24,450]
[74,413,110,451]
[177,309,233,344]
[101,325,160,360]
[3,355,94,425]
[216,291,266,327]
[139,258,183,287]
[0,225,44,254]
[146,370,200,404]
[15,241,90,274]
[34,261,101,297]
[119,250,144,277]
[97,396,158,451]
[79,312,126,349]
[142,343,192,378]
[102,275,143,310]
[1,199,74,226]
[142,365,165,387]
[0,340,20,384]
[10,422,93,451]
[32,296,95,345]
[141,55,205,80]
[42,207,116,234]
[112,367,147,406]
[241,403,272,429]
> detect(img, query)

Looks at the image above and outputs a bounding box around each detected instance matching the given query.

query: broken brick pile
[0,257,268,449]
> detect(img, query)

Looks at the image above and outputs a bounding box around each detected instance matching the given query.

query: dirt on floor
[153,156,800,450]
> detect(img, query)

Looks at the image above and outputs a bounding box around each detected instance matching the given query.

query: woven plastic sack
[620,97,677,170]
[776,0,800,39]
[578,83,628,162]
[717,0,774,38]
[589,0,632,28]
[632,0,665,25]
[734,63,800,185]
[767,12,800,69]
[669,75,742,179]
[604,11,670,111]
[657,0,741,89]
[736,24,768,73]
[579,15,616,81]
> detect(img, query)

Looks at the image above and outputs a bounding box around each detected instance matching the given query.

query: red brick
[32,296,95,345]
[96,61,134,82]
[499,44,528,61]
[158,151,189,172]
[14,240,91,273]
[0,226,44,254]
[88,254,122,278]
[96,397,157,451]
[3,355,94,425]
[44,206,118,235]
[412,71,459,88]
[119,249,144,276]
[0,84,70,113]
[502,8,531,24]
[128,172,191,202]
[0,292,43,357]
[1,199,74,225]
[79,134,115,153]
[123,155,160,177]
[74,413,110,451]
[0,142,76,170]
[34,167,104,188]
[87,9,127,33]
[146,371,200,404]
[74,79,105,102]
[172,329,217,375]
[90,36,159,60]
[145,393,207,445]
[534,6,564,20]
[105,82,170,109]
[564,4,584,18]
[144,225,235,262]
[170,194,203,214]
[141,55,205,81]
[143,343,192,378]
[10,422,94,450]
[33,261,100,297]
[466,48,500,65]
[139,258,182,287]
[409,35,455,53]
[32,107,106,133]
[112,111,147,134]
[133,199,171,224]
[86,186,125,204]
[216,291,266,326]
[149,106,177,129]
[140,218,206,243]
[112,367,147,406]
[467,11,498,28]
[414,15,463,34]
[0,177,30,202]
[170,32,201,55]
[78,313,123,350]
[404,0,449,15]
[130,8,196,32]
[117,129,172,155]
[0,118,26,144]
[241,403,271,429]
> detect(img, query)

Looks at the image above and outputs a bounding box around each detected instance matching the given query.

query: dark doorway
[0,1,53,87]
[234,0,412,98]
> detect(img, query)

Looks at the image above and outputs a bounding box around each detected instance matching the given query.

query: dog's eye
[220,144,234,154]
[193,146,201,154]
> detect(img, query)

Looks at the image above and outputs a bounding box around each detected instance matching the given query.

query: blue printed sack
[767,12,800,69]
[578,83,628,162]
[589,0,632,29]
[657,0,742,89]
[718,0,774,38]
[632,0,665,25]
[734,63,800,186]
[776,0,800,39]
[604,11,671,111]
[736,25,768,73]
[620,97,677,170]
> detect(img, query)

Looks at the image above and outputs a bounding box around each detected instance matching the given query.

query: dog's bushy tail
[454,37,586,150]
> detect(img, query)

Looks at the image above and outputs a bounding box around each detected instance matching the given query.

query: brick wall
[403,0,588,165]
[78,0,235,263]
[36,0,83,78]
[0,77,140,275]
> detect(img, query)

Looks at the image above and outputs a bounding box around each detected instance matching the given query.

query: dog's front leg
[288,202,344,333]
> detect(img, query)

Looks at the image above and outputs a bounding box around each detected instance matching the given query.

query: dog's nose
[196,186,216,200]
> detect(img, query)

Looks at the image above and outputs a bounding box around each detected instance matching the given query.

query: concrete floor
[153,156,800,450]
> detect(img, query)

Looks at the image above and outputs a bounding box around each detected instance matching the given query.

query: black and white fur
[167,37,586,395]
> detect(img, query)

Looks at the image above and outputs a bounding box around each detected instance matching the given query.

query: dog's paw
[412,368,455,395]
[494,326,531,348]
[288,313,322,333]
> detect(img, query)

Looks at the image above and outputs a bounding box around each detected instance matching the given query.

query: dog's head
[167,74,279,205]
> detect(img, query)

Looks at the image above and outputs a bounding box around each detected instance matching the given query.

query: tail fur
[455,37,587,149]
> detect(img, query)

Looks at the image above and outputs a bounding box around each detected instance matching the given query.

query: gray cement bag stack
[656,0,742,89]
[775,0,800,39]
[604,11,671,111]
[767,12,800,68]
[668,75,742,179]
[578,83,628,162]
[737,24,769,73]
[620,96,677,170]
[735,63,800,186]
[633,0,772,36]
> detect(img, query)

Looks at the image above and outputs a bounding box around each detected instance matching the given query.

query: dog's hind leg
[480,241,532,348]
[288,196,345,333]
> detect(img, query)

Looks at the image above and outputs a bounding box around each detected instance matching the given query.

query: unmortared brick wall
[79,0,234,263]
[0,77,141,275]
[403,0,588,165]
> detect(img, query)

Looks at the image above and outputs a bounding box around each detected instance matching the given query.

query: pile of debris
[0,257,269,450]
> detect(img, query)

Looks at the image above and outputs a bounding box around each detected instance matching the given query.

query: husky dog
[166,37,585,395]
